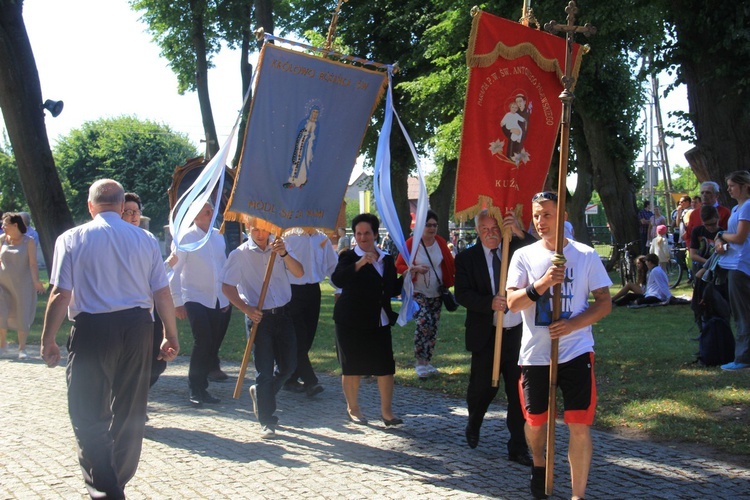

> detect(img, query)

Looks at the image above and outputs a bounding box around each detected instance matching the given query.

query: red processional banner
[454,10,583,228]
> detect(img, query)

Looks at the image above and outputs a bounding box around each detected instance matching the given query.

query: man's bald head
[88,179,125,216]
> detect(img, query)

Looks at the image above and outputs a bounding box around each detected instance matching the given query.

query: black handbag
[420,239,459,312]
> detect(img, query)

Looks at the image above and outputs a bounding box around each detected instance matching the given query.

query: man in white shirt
[507,191,612,500]
[170,201,232,406]
[41,179,179,499]
[222,226,303,439]
[282,228,338,397]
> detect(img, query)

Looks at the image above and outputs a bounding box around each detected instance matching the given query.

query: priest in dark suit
[454,209,536,465]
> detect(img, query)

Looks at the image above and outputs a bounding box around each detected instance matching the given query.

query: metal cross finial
[540,3,596,497]
[544,1,596,92]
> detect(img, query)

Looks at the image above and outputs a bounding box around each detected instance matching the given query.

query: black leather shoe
[207,369,229,382]
[201,391,221,404]
[382,416,403,427]
[188,394,203,407]
[347,410,368,425]
[283,380,305,393]
[465,425,479,449]
[305,384,324,397]
[530,466,548,499]
[508,450,533,466]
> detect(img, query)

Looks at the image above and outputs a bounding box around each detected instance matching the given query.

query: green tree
[54,116,198,234]
[279,1,682,252]
[0,143,27,213]
[131,0,222,158]
[654,163,699,203]
[0,0,75,269]
[654,0,750,205]
[131,0,279,162]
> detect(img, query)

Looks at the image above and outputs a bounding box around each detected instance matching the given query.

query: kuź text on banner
[225,43,387,232]
[454,10,583,226]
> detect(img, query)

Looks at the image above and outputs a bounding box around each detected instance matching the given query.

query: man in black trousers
[282,228,338,397]
[41,179,179,499]
[454,209,535,465]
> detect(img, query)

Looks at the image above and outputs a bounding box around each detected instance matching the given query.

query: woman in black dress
[332,213,404,426]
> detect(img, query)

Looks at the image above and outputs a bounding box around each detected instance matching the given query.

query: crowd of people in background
[4,170,750,499]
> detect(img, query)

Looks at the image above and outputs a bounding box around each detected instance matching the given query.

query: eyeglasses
[123,209,141,217]
[532,191,558,203]
[425,223,438,228]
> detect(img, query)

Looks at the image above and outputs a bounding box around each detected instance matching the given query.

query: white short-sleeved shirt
[721,201,750,272]
[221,236,297,310]
[506,239,612,365]
[283,231,338,285]
[644,265,672,301]
[50,211,167,320]
[169,226,229,309]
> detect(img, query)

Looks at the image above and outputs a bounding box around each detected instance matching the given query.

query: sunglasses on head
[532,191,558,203]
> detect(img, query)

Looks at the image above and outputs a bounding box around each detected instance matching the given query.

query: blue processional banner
[225,44,387,232]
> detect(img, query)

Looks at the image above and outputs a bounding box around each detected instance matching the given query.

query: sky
[5,0,693,188]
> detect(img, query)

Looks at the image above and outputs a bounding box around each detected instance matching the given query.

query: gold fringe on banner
[453,197,524,228]
[466,9,584,91]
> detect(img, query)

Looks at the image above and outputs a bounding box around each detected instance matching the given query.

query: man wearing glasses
[507,191,612,500]
[687,182,730,247]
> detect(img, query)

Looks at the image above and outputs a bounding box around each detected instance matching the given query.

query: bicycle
[614,240,639,286]
[666,246,687,289]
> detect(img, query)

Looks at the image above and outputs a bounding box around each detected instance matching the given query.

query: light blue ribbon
[169,74,254,253]
[373,69,430,326]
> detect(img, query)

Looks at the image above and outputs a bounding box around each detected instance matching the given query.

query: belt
[262,304,289,315]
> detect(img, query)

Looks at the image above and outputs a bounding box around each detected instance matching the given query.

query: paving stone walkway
[1,349,748,499]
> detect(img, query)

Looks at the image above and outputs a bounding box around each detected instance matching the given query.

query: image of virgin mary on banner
[454,10,583,226]
[225,43,387,231]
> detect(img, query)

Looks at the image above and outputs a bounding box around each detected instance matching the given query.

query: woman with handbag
[396,210,456,379]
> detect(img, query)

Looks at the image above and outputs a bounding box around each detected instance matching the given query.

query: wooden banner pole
[542,2,596,495]
[491,228,512,387]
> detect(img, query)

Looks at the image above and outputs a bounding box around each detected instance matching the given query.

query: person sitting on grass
[613,253,672,307]
[611,255,648,304]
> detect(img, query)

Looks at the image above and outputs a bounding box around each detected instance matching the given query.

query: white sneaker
[425,364,439,375]
[415,365,430,379]
[260,425,276,439]
[17,349,28,360]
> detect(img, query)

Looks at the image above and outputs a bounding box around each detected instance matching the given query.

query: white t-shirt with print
[507,239,612,366]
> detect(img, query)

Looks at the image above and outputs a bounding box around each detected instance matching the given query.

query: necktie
[491,248,501,295]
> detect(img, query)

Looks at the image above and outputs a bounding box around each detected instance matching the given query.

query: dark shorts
[519,352,596,426]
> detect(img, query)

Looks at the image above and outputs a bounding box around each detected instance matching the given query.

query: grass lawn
[21,269,750,461]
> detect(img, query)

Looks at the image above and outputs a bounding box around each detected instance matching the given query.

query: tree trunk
[681,69,749,208]
[231,1,256,169]
[253,0,274,37]
[566,115,594,246]
[429,158,457,240]
[577,103,640,249]
[0,2,74,270]
[190,0,219,159]
[669,0,750,209]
